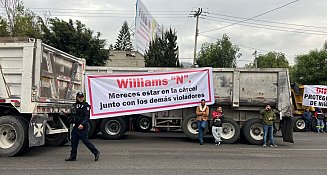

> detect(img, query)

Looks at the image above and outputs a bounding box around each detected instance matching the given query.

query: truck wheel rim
[139,118,150,130]
[105,121,121,135]
[250,124,263,141]
[296,119,305,130]
[0,124,16,149]
[187,118,198,134]
[222,123,235,139]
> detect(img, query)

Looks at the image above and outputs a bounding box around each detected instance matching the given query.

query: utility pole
[252,50,258,68]
[190,8,202,67]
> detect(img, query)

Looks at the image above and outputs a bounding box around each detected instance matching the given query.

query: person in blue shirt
[303,108,312,132]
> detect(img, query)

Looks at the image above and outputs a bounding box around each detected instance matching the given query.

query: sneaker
[263,144,266,148]
[65,157,76,161]
[270,144,278,148]
[200,142,203,145]
[214,142,218,146]
[94,151,100,161]
[217,141,221,145]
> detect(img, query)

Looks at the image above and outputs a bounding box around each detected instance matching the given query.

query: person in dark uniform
[65,92,100,161]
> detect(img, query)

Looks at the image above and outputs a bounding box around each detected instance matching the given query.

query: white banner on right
[302,85,327,108]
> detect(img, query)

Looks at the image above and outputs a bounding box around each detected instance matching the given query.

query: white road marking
[293,139,310,141]
[237,148,327,151]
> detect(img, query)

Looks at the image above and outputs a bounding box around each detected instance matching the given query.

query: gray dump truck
[86,67,294,145]
[0,38,293,157]
[0,38,85,156]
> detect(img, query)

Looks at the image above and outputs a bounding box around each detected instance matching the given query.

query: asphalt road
[1,131,327,175]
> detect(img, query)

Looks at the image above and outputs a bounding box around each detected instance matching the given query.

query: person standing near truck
[303,108,312,132]
[260,104,277,148]
[65,92,100,161]
[196,99,209,145]
[314,108,324,133]
[212,107,224,145]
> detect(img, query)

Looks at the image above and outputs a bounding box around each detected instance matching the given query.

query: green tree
[144,28,180,67]
[292,42,327,85]
[114,21,133,51]
[42,18,109,66]
[0,2,108,66]
[0,0,21,36]
[197,34,241,68]
[0,0,43,37]
[0,17,10,36]
[13,10,43,38]
[144,34,164,67]
[245,52,289,68]
[163,28,179,67]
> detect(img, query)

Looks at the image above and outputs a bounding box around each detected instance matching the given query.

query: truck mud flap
[281,117,294,143]
[29,114,47,147]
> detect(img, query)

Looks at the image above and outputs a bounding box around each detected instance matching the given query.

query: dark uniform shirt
[70,102,91,127]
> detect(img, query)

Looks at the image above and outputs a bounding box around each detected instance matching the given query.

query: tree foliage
[14,9,43,38]
[245,52,289,68]
[42,18,109,66]
[197,34,241,68]
[0,17,10,36]
[0,0,21,36]
[114,21,133,51]
[0,1,109,66]
[144,27,180,67]
[292,42,327,85]
[0,0,42,37]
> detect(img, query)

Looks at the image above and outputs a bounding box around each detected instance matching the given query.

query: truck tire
[100,117,126,139]
[182,114,208,139]
[136,116,152,132]
[16,116,31,154]
[292,116,305,132]
[0,116,29,157]
[45,119,68,146]
[221,118,240,144]
[242,118,264,145]
[45,133,68,146]
[88,119,98,138]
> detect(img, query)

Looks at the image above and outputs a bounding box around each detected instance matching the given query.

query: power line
[30,10,189,16]
[198,33,294,58]
[205,15,327,33]
[208,12,327,30]
[201,0,300,33]
[0,7,190,18]
[0,9,190,19]
[32,14,188,18]
[16,7,189,13]
[202,16,327,36]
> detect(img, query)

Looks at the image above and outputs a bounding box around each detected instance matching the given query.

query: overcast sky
[21,0,327,67]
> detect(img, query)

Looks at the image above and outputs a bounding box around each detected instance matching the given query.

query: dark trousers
[70,126,98,159]
[304,118,311,131]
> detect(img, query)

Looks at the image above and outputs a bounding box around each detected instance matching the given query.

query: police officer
[65,92,100,161]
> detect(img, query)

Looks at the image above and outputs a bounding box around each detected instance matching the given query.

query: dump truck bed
[0,38,85,113]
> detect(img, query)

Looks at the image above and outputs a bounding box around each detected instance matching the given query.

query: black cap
[76,92,84,97]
